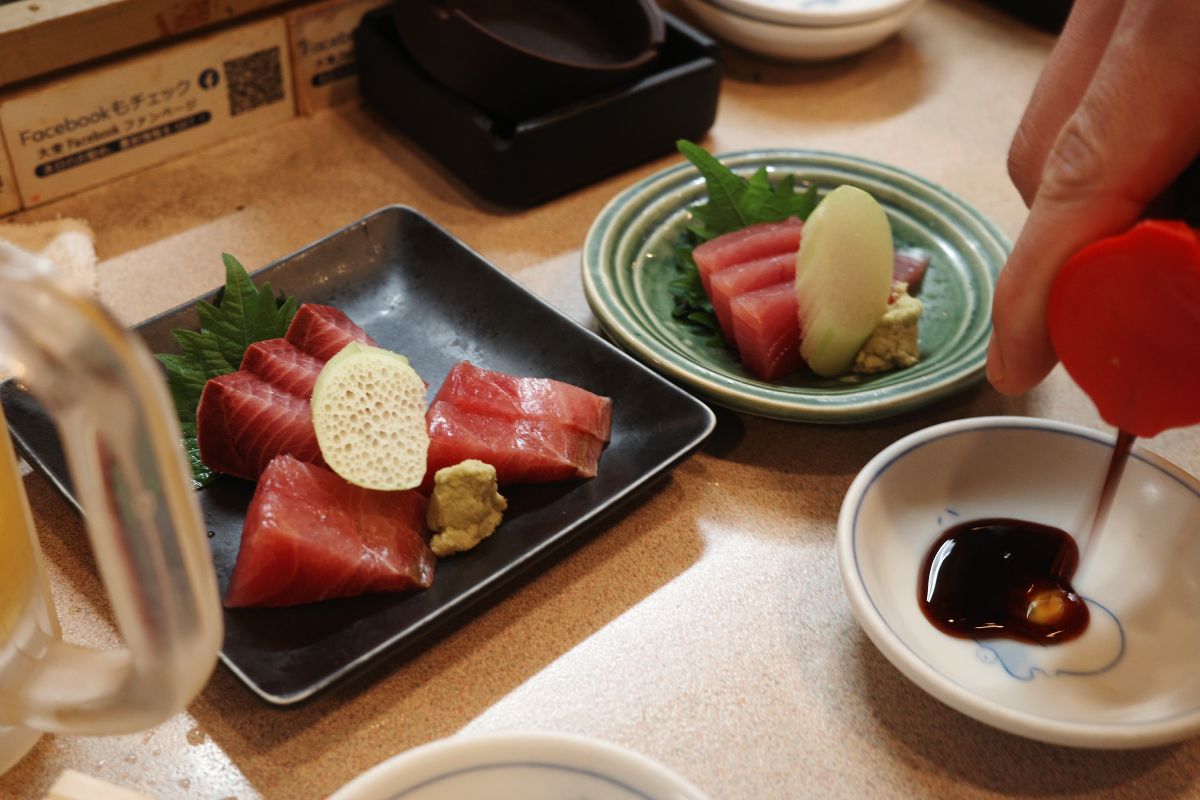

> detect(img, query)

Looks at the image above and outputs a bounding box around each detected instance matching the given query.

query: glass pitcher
[0,242,222,774]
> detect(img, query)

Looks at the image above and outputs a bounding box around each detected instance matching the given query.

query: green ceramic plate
[582,150,1011,422]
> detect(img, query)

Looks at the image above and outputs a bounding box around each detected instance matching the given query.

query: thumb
[988,0,1200,396]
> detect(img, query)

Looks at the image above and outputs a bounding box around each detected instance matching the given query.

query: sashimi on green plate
[582,146,1009,422]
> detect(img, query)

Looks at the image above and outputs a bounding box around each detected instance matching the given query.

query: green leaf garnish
[178,421,214,487]
[667,140,821,344]
[677,140,755,238]
[156,254,298,488]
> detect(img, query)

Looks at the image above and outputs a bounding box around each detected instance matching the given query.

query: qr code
[223,47,285,117]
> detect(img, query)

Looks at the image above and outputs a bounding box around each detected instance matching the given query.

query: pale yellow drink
[1,407,37,638]
[0,404,59,773]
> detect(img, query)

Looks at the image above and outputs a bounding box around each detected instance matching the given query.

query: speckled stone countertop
[5,1,1200,797]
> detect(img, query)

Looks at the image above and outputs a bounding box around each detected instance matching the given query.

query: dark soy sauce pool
[919,430,1136,646]
[919,518,1089,644]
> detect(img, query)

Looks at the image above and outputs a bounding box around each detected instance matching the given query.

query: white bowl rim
[677,0,925,61]
[837,415,1200,749]
[685,0,921,34]
[702,0,921,28]
[328,730,712,800]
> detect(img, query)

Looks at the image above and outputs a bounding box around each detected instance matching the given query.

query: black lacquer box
[354,6,722,208]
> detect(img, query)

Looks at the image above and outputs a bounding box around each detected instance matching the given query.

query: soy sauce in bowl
[919,431,1137,645]
[919,518,1089,644]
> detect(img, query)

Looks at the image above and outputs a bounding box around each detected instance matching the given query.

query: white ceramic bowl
[712,0,919,27]
[838,416,1200,748]
[678,0,924,61]
[328,731,711,800]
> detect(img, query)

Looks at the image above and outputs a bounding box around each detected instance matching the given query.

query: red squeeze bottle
[1047,219,1200,438]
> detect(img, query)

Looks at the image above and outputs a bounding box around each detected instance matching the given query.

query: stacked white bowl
[677,0,926,61]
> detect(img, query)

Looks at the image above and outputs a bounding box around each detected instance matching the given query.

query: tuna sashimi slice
[693,217,803,295]
[892,248,931,293]
[709,252,796,344]
[198,304,377,480]
[224,455,434,608]
[426,400,606,485]
[432,361,613,442]
[285,303,378,362]
[241,338,324,398]
[730,282,803,382]
[197,372,325,481]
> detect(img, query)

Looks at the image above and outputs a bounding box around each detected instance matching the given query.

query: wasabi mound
[427,459,507,556]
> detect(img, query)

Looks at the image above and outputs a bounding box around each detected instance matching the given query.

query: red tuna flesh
[730,282,803,382]
[693,217,803,295]
[224,455,434,608]
[240,338,324,398]
[709,252,796,343]
[892,248,930,293]
[197,372,326,481]
[285,303,378,362]
[426,400,606,485]
[707,249,928,352]
[197,303,376,480]
[432,361,613,442]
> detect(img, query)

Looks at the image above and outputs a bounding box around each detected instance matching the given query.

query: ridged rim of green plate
[582,150,1012,423]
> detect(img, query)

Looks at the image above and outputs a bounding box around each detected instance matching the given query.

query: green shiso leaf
[178,421,214,487]
[155,254,298,488]
[676,139,753,238]
[666,140,821,345]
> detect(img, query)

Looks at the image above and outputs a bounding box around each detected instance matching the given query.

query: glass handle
[0,244,222,734]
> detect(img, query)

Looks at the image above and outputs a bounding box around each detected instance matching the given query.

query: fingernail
[986,337,1005,387]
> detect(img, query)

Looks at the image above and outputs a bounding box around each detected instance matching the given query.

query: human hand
[987,0,1200,395]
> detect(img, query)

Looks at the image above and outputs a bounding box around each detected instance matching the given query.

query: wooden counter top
[5,1,1200,797]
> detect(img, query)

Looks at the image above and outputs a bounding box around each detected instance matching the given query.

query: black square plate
[2,206,715,704]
